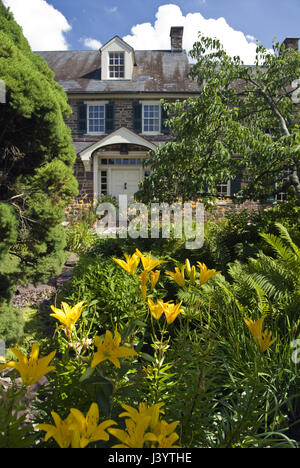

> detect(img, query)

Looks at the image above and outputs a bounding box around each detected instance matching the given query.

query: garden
[1,2,300,449]
[0,196,299,449]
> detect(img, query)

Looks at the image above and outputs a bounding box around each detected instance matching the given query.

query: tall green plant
[0,2,78,308]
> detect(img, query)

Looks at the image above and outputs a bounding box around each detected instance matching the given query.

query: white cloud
[246,34,256,43]
[123,4,269,64]
[3,0,71,50]
[80,37,102,50]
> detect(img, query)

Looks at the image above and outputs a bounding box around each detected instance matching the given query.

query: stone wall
[204,200,264,222]
[73,157,94,198]
[68,98,171,144]
[68,97,171,198]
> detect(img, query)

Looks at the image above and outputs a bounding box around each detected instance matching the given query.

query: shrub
[65,222,97,255]
[0,2,78,301]
[0,304,24,347]
[62,255,148,332]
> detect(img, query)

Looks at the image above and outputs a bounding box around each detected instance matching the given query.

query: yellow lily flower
[91,329,137,368]
[162,301,185,324]
[147,298,165,320]
[139,270,149,301]
[185,259,192,276]
[68,402,116,448]
[0,362,7,372]
[197,262,221,284]
[6,342,56,387]
[108,402,179,448]
[165,266,186,287]
[50,301,86,338]
[109,417,157,448]
[0,355,7,372]
[37,411,74,448]
[136,249,167,272]
[152,420,180,448]
[119,402,165,432]
[244,315,277,352]
[185,259,196,284]
[113,252,140,275]
[134,248,144,258]
[150,270,161,290]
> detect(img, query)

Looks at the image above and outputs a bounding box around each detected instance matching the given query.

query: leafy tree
[0,2,78,305]
[136,35,300,205]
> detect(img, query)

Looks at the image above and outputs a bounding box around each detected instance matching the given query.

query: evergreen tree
[0,1,78,307]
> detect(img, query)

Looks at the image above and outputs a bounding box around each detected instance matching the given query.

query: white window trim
[275,169,291,202]
[108,51,125,79]
[216,180,231,197]
[100,37,134,80]
[85,101,108,135]
[141,101,162,135]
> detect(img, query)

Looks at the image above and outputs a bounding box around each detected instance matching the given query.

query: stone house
[38,30,299,204]
[38,26,201,201]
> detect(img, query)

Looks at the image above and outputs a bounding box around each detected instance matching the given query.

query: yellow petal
[29,342,40,361]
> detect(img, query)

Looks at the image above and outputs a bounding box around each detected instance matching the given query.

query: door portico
[78,127,157,199]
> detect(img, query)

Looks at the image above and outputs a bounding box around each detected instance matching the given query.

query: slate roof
[73,141,95,154]
[37,50,200,94]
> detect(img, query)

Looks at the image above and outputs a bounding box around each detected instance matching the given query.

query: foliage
[136,35,300,205]
[0,225,299,448]
[0,2,78,307]
[200,209,262,272]
[257,188,300,245]
[0,304,24,347]
[62,255,148,332]
[65,222,97,256]
[0,383,36,448]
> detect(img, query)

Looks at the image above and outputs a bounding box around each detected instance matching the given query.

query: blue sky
[3,0,300,64]
[57,0,300,49]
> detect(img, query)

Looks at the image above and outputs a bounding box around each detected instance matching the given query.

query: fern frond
[248,278,270,314]
[250,272,291,303]
[274,222,300,258]
[259,232,298,268]
[249,253,297,293]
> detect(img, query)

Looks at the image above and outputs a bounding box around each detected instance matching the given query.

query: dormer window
[109,52,125,78]
[100,36,134,80]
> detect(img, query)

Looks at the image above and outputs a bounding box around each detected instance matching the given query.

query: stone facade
[38,30,298,209]
[68,97,172,198]
[37,26,202,201]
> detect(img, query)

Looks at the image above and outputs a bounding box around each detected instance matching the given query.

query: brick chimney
[282,37,299,51]
[170,26,184,52]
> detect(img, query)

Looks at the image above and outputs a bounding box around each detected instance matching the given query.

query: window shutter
[161,105,170,135]
[133,102,142,133]
[105,102,115,134]
[230,176,241,197]
[266,194,275,203]
[77,103,87,134]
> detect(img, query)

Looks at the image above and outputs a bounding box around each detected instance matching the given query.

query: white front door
[110,169,141,199]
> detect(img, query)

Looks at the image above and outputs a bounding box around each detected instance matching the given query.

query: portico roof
[78,127,157,170]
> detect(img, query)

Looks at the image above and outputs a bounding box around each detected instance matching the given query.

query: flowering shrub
[0,227,299,448]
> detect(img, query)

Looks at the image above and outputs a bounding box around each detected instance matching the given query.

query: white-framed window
[86,102,107,134]
[275,169,291,202]
[100,170,108,195]
[142,102,161,134]
[216,181,230,197]
[109,52,125,79]
[275,191,288,202]
[275,169,292,202]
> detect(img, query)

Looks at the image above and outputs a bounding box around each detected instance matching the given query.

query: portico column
[93,152,99,203]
